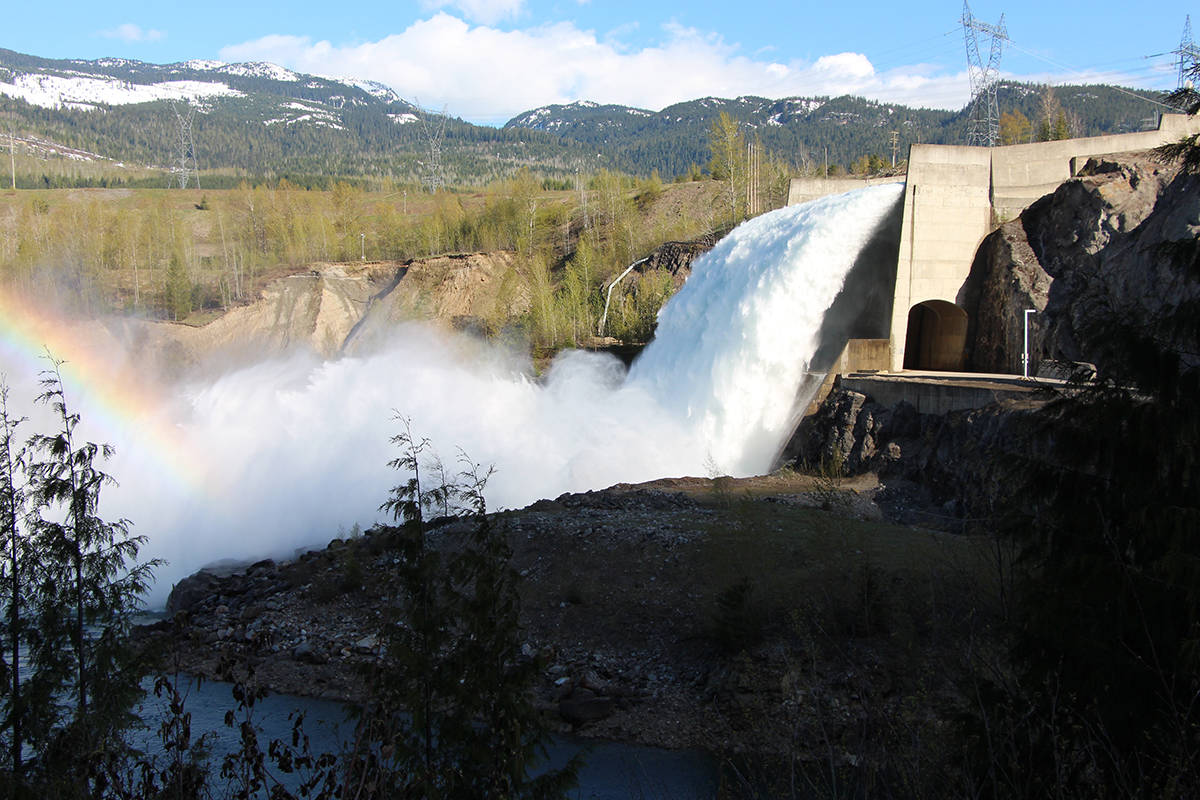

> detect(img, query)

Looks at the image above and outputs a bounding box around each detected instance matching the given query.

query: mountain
[504,83,1170,176]
[0,46,1172,185]
[0,48,599,186]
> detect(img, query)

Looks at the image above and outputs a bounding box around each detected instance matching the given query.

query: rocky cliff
[964,154,1200,378]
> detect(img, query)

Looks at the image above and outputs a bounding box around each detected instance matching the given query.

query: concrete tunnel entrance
[903,300,967,371]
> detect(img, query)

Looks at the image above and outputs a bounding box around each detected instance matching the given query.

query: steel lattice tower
[170,101,200,190]
[416,103,448,193]
[1177,15,1200,90]
[962,1,1008,147]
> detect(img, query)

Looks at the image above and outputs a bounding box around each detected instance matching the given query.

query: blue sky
[3,1,1192,124]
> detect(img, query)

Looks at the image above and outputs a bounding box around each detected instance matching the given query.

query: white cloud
[420,0,523,25]
[100,23,165,43]
[220,14,980,124]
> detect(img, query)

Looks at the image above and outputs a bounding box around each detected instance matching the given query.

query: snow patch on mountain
[0,73,242,109]
[219,62,300,82]
[181,60,226,71]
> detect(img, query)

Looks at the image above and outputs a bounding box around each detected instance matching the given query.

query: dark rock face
[166,571,222,616]
[964,156,1200,378]
[793,382,1057,527]
[636,238,718,287]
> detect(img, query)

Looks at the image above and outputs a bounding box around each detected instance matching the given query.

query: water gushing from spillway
[0,184,904,604]
[626,182,904,474]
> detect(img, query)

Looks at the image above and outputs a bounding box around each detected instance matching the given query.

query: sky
[2,1,1192,125]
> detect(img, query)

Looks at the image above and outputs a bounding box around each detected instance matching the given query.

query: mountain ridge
[0,47,1172,184]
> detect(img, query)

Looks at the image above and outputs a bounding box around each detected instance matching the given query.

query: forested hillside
[0,47,1171,186]
[506,82,1169,175]
[0,48,603,188]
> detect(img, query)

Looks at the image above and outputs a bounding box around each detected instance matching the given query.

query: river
[133,674,719,799]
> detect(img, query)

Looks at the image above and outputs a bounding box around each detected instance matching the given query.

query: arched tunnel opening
[903,300,968,371]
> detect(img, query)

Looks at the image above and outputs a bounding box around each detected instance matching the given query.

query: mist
[0,183,904,607]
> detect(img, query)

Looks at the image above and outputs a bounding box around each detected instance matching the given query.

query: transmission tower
[415,102,448,192]
[1176,15,1200,91]
[961,1,1008,147]
[170,100,200,190]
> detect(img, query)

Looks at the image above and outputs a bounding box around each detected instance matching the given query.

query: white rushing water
[627,182,904,474]
[0,184,903,604]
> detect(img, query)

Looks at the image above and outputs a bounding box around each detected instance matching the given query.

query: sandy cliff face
[97,252,529,375]
[964,154,1200,377]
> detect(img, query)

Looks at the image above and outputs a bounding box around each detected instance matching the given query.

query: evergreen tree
[164,251,191,321]
[344,416,577,799]
[22,356,158,789]
[1157,58,1200,172]
[0,381,30,788]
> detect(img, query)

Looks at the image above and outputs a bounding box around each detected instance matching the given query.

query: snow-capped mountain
[0,47,602,184]
[0,47,1167,184]
[0,48,412,123]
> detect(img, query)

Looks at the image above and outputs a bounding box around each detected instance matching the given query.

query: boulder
[558,687,615,727]
[166,571,222,616]
[293,641,328,665]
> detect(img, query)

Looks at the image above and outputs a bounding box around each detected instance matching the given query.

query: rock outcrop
[634,237,718,288]
[964,155,1200,378]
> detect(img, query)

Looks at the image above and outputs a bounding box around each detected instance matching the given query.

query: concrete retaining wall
[840,374,1034,416]
[785,113,1200,373]
[888,113,1200,371]
[805,338,892,415]
[787,176,904,206]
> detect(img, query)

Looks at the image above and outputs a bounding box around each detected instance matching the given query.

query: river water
[133,674,719,799]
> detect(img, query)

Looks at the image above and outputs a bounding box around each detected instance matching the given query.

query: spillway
[0,183,905,602]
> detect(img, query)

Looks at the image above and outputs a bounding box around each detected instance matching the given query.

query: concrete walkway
[839,370,1069,415]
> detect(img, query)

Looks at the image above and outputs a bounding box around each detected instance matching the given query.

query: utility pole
[890,130,900,168]
[8,126,14,191]
[360,232,365,261]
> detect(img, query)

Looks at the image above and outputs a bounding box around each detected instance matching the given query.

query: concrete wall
[888,146,993,372]
[886,113,1200,371]
[785,114,1200,372]
[990,114,1200,220]
[805,338,892,415]
[839,374,1034,416]
[787,176,904,206]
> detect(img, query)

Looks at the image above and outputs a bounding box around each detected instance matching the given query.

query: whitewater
[0,183,903,604]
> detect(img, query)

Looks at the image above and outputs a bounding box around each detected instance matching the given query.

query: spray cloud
[0,184,904,605]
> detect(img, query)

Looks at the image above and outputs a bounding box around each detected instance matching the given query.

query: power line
[1003,39,1177,112]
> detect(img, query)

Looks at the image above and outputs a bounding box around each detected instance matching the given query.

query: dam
[787,112,1200,383]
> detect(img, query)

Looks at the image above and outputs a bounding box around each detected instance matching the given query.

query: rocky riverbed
[142,471,995,761]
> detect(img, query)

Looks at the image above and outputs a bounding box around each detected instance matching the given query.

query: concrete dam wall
[788,113,1200,374]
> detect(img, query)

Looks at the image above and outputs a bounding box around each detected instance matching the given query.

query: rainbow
[0,289,197,494]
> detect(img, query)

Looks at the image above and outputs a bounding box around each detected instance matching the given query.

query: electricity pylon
[962,1,1008,147]
[170,100,199,190]
[1176,15,1200,91]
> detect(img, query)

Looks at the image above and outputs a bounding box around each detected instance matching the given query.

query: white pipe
[597,257,649,337]
[1023,308,1036,379]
